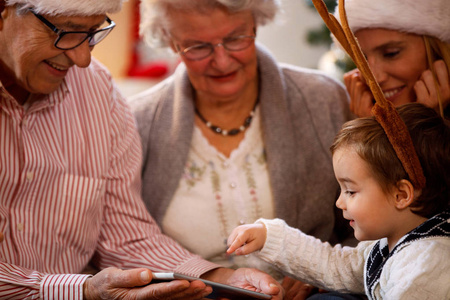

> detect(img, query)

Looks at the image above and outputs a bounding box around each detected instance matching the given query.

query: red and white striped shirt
[0,59,218,299]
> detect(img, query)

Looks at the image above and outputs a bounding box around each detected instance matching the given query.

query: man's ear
[393,179,415,210]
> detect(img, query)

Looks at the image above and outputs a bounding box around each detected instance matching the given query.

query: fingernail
[202,290,212,297]
[140,271,150,282]
[269,283,278,288]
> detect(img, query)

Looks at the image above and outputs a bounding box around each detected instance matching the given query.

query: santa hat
[5,0,125,16]
[334,0,450,44]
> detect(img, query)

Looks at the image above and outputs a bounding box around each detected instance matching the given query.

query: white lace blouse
[162,108,276,269]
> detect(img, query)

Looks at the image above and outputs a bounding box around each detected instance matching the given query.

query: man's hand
[83,267,212,300]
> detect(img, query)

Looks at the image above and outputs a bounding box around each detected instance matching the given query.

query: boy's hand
[226,223,267,255]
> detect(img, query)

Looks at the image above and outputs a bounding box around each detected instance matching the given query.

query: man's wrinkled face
[0,6,105,98]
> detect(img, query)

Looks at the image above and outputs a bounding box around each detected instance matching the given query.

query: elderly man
[0,0,282,298]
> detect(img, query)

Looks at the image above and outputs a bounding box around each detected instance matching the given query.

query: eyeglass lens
[31,11,115,50]
[56,27,113,50]
[182,36,255,60]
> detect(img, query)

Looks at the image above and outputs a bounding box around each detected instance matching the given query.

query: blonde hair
[424,36,450,117]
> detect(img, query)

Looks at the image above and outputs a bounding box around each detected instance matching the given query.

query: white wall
[257,0,328,68]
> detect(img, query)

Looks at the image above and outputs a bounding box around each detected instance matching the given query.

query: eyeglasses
[31,11,115,50]
[175,35,256,61]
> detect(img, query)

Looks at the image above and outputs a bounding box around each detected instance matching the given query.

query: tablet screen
[152,272,272,299]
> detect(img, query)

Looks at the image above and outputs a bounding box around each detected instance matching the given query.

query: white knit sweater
[257,218,450,299]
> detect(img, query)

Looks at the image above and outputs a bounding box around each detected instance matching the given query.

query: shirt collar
[0,75,70,111]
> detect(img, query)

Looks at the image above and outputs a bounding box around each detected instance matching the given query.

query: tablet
[151,272,272,299]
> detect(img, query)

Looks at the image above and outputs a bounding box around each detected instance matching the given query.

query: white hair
[6,0,126,16]
[140,0,281,48]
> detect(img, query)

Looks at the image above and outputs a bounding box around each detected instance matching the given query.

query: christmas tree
[304,0,355,75]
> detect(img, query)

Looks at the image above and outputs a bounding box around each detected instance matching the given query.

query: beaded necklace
[195,99,259,136]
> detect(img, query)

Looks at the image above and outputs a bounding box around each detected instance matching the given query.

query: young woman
[339,0,450,118]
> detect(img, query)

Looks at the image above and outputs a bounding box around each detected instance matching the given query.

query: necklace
[195,99,259,136]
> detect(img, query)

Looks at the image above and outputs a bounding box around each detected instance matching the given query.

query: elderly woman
[340,0,450,118]
[130,0,353,298]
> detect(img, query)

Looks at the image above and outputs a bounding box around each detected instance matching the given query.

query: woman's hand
[203,267,283,300]
[414,60,450,114]
[343,68,374,117]
[226,223,267,256]
[282,276,317,300]
[83,267,212,300]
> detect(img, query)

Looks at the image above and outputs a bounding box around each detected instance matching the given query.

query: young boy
[227,103,450,299]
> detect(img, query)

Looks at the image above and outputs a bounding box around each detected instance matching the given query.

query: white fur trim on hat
[6,0,126,16]
[334,0,450,44]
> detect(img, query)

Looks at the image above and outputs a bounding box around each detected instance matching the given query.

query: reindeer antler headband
[312,0,426,189]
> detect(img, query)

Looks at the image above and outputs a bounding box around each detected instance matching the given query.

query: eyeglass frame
[30,10,115,50]
[174,34,257,61]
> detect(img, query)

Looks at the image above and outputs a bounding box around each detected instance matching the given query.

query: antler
[312,0,426,189]
[311,0,354,61]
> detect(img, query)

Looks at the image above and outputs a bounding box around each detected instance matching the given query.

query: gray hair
[140,0,281,48]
